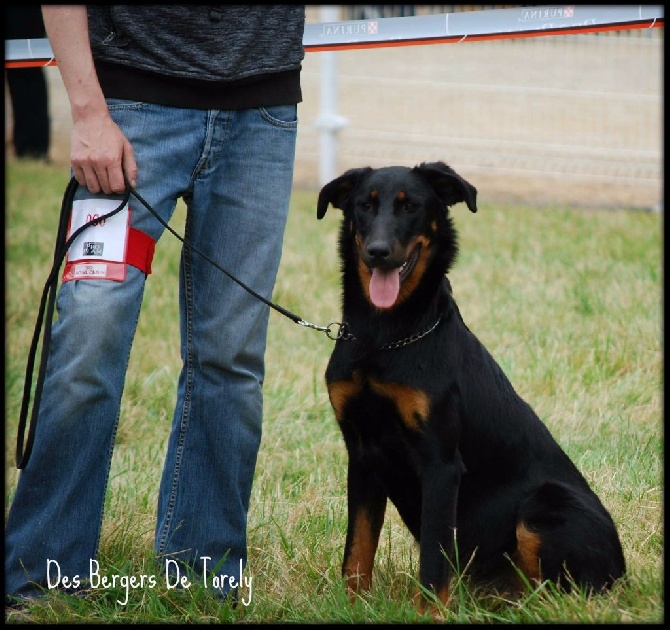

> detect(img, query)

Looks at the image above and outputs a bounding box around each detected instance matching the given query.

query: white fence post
[315,6,348,186]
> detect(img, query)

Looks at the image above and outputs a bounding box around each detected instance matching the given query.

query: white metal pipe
[315,6,348,186]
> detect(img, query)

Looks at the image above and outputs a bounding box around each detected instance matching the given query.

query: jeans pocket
[258,104,298,129]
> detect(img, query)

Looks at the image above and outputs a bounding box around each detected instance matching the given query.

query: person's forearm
[42,5,108,123]
[41,5,137,193]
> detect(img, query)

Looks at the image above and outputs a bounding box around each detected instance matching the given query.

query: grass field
[4,159,663,623]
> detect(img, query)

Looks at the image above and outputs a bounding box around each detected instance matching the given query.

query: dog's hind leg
[513,520,543,588]
[514,481,626,593]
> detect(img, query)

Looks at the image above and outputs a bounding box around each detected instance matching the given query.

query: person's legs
[4,100,203,602]
[6,67,50,159]
[5,100,298,602]
[155,105,298,591]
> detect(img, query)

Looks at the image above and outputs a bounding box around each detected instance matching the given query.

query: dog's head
[317,161,477,310]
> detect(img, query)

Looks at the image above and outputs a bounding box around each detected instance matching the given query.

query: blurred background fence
[5,5,663,210]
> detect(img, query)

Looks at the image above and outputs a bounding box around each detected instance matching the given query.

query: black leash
[16,177,445,468]
[15,177,343,469]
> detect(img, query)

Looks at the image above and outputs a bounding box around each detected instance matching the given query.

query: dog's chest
[327,367,430,436]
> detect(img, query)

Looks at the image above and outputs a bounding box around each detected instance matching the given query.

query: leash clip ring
[296,319,355,342]
[326,321,355,341]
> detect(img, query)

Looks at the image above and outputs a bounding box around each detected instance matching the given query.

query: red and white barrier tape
[5,5,663,68]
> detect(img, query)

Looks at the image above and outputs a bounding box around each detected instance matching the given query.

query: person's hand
[70,112,137,195]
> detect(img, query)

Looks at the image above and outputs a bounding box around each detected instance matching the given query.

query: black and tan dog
[316,161,626,611]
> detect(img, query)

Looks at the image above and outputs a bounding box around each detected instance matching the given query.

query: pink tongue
[369,267,400,308]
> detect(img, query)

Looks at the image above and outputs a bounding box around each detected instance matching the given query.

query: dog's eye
[360,201,372,211]
[405,202,416,213]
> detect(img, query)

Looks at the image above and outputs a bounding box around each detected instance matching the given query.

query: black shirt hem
[94,61,302,110]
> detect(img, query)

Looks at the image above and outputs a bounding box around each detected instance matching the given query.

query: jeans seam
[156,242,195,555]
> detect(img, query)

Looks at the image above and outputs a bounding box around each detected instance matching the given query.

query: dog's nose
[366,241,392,261]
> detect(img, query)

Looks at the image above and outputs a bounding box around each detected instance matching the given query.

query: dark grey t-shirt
[87,5,305,109]
[87,5,305,81]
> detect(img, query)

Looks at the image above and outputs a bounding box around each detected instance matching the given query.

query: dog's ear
[317,167,373,219]
[415,161,478,213]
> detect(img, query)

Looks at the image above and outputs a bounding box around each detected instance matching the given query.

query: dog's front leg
[417,450,463,611]
[342,454,387,600]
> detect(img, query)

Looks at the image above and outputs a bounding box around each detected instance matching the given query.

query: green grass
[4,159,663,623]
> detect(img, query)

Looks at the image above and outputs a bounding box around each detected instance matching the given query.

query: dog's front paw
[413,585,450,620]
[345,572,372,604]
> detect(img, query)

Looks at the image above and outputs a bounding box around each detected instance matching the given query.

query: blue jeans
[5,101,298,600]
